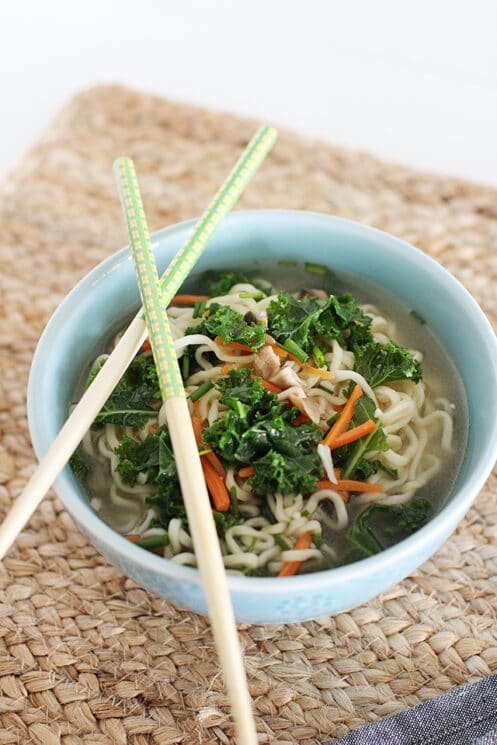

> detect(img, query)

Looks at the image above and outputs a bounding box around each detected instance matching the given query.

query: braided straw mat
[0,85,496,745]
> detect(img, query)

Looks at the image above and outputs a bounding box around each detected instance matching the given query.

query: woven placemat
[1,85,496,745]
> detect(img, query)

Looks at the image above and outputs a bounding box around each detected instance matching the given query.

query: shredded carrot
[221,363,235,375]
[125,534,140,543]
[214,336,253,353]
[328,419,377,450]
[261,379,283,394]
[271,345,288,358]
[191,416,202,445]
[322,384,363,446]
[315,471,341,491]
[140,340,152,352]
[302,363,334,380]
[202,459,231,512]
[204,449,226,477]
[278,532,313,577]
[170,294,209,305]
[238,465,255,479]
[192,418,203,445]
[336,479,384,493]
[190,404,226,477]
[315,478,382,494]
[148,424,158,434]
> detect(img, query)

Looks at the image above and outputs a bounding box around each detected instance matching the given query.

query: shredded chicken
[254,345,281,380]
[288,393,321,423]
[270,365,302,390]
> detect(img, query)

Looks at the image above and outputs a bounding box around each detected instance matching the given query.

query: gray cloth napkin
[332,673,497,744]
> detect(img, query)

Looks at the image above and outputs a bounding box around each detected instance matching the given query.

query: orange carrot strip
[238,465,255,479]
[170,294,209,305]
[192,401,202,447]
[336,479,384,493]
[214,336,253,353]
[125,535,140,543]
[261,379,283,394]
[140,340,152,352]
[278,532,313,577]
[302,363,334,380]
[204,449,226,477]
[202,459,231,512]
[322,384,363,446]
[191,404,226,477]
[268,344,302,364]
[314,480,349,503]
[315,472,341,491]
[221,363,235,375]
[328,419,377,450]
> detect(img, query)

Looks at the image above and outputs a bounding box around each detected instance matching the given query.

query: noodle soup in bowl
[28,211,497,624]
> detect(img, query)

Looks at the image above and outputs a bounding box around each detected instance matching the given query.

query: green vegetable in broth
[267,291,373,359]
[186,303,266,351]
[353,340,423,388]
[207,271,271,298]
[342,498,432,564]
[203,369,322,495]
[72,266,463,578]
[91,355,160,428]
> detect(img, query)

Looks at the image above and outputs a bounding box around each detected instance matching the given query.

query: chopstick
[115,156,258,745]
[0,125,277,560]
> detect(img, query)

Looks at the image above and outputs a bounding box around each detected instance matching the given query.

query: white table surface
[1,0,496,186]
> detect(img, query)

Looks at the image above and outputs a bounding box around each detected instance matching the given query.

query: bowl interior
[28,210,497,607]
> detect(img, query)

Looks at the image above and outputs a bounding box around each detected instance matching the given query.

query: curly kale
[266,291,422,387]
[91,354,161,428]
[353,341,423,388]
[115,427,186,525]
[206,271,271,298]
[186,302,266,351]
[203,369,322,496]
[266,292,373,361]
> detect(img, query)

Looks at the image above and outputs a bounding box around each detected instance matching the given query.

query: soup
[71,262,468,576]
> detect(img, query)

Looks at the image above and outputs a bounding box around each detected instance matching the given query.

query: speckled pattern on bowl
[28,211,497,624]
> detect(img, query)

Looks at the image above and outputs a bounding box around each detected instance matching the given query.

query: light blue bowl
[28,210,497,624]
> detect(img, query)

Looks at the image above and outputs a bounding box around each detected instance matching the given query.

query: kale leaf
[206,271,271,297]
[116,432,161,485]
[266,292,373,359]
[115,427,185,525]
[203,369,322,496]
[92,354,161,428]
[187,303,266,351]
[353,341,422,388]
[266,291,423,389]
[69,451,89,479]
[342,498,432,564]
[249,450,322,497]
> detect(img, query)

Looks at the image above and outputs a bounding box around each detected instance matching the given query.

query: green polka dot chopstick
[0,125,276,580]
[114,157,186,400]
[114,156,258,745]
